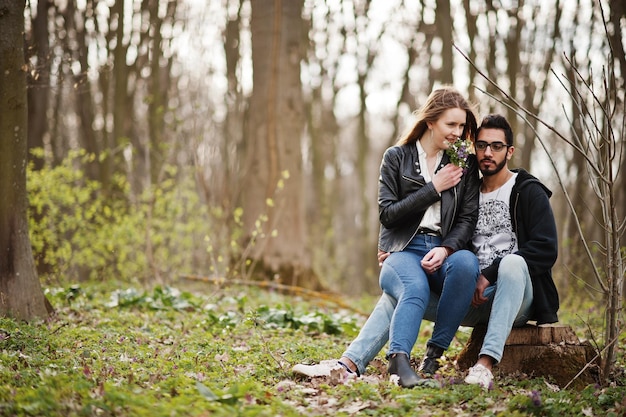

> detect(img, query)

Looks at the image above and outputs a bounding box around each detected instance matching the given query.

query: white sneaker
[464,364,494,389]
[292,360,345,377]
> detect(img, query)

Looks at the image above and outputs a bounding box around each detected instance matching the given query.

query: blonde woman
[294,86,480,388]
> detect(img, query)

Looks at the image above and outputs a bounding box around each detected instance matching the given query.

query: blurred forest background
[21,0,625,303]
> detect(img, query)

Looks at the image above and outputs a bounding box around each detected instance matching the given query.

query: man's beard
[480,157,507,176]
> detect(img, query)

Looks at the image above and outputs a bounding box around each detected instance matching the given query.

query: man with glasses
[460,113,559,388]
[293,114,559,390]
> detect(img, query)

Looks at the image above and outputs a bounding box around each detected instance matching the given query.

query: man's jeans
[343,254,532,375]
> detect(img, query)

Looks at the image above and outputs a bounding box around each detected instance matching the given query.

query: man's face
[475,128,512,177]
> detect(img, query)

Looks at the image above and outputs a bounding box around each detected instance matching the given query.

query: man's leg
[479,254,533,363]
[465,254,533,388]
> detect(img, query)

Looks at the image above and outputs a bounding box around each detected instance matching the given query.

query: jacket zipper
[399,175,426,251]
[402,175,425,186]
[448,187,458,235]
[397,174,455,245]
[512,191,520,232]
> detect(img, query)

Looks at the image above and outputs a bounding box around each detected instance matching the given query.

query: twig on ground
[180,274,368,316]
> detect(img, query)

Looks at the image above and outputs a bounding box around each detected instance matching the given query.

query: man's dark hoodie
[480,169,559,325]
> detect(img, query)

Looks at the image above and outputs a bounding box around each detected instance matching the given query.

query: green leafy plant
[2,282,621,417]
[28,150,214,283]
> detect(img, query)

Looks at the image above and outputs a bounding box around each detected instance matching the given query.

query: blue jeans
[343,253,531,375]
[377,234,479,360]
[457,254,533,363]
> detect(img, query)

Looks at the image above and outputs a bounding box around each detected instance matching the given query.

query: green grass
[0,281,624,416]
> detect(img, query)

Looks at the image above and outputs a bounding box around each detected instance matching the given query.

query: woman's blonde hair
[397,86,477,146]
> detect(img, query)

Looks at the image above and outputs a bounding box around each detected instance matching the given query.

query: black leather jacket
[377,143,480,253]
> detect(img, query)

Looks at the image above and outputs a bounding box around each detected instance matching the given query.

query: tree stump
[456,324,599,389]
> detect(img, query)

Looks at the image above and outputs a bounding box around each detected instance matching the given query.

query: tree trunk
[25,0,52,275]
[244,0,320,289]
[463,0,478,101]
[457,324,599,389]
[608,0,626,91]
[563,42,594,295]
[505,5,522,169]
[221,0,245,216]
[352,0,377,294]
[0,0,52,320]
[147,0,176,186]
[69,0,103,182]
[109,0,130,194]
[603,184,623,377]
[608,0,626,249]
[25,0,51,171]
[435,0,453,84]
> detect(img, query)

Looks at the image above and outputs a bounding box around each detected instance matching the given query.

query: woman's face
[427,107,467,150]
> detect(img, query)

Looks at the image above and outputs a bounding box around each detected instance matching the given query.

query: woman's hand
[432,164,463,193]
[377,250,390,267]
[420,246,448,274]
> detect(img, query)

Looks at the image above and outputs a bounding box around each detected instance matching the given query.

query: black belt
[417,228,440,237]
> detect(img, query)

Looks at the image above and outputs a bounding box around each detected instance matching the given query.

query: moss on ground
[0,282,624,416]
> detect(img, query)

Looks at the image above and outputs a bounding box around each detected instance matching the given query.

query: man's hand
[472,275,491,307]
[432,164,463,193]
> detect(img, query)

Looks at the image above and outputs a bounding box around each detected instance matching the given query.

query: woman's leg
[341,292,396,375]
[427,249,480,349]
[379,242,430,358]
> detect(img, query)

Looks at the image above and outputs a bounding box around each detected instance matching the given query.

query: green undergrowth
[0,282,624,416]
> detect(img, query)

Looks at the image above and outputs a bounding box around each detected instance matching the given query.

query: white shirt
[473,173,518,269]
[416,140,443,233]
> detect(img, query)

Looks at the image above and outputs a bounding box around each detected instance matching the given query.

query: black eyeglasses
[475,141,510,152]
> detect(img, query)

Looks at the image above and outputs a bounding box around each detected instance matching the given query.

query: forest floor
[0,279,624,416]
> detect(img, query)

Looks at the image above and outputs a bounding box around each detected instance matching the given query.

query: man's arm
[515,183,558,276]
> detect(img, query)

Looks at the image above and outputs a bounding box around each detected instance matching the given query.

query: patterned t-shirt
[473,174,518,269]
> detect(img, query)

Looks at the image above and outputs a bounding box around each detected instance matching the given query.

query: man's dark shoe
[388,353,423,388]
[418,345,444,375]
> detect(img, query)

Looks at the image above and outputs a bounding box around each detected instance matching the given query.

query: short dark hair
[477,114,513,146]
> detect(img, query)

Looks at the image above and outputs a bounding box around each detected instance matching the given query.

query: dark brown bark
[221,0,245,214]
[609,0,626,236]
[109,0,130,193]
[147,0,177,185]
[0,0,52,320]
[68,0,102,181]
[462,0,477,101]
[521,1,561,170]
[505,4,522,168]
[435,0,453,84]
[24,0,53,275]
[608,0,626,91]
[563,46,594,295]
[147,0,165,184]
[484,0,498,102]
[25,0,52,171]
[457,325,599,389]
[244,0,319,288]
